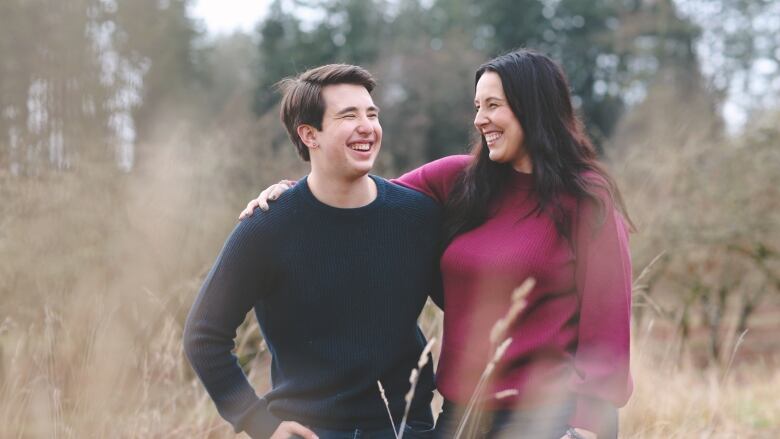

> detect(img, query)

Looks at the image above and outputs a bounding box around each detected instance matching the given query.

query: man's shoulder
[237,187,303,235]
[375,177,442,229]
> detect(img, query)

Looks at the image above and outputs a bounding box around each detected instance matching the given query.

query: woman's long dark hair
[443,49,634,246]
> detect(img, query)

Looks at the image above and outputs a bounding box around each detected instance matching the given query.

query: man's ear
[297,124,319,149]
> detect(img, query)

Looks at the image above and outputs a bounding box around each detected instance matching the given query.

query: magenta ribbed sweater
[394,155,633,433]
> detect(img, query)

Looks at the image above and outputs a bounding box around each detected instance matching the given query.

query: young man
[183,64,441,439]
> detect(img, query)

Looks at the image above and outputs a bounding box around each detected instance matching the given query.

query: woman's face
[473,71,530,173]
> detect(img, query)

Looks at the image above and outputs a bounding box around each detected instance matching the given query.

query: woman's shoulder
[393,154,472,204]
[430,154,472,167]
[413,154,471,177]
[580,169,608,186]
[575,169,631,233]
[578,170,614,203]
[421,154,471,180]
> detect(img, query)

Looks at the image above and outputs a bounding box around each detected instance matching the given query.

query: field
[2,0,779,437]
[1,126,778,438]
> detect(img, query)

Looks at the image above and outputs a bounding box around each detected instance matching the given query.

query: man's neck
[307,171,377,208]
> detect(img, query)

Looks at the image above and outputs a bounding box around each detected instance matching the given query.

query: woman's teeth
[485,132,502,143]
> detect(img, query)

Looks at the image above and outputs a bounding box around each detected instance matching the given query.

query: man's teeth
[349,143,371,151]
[485,132,502,143]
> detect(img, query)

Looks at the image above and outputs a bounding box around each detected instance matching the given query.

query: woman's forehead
[475,71,506,100]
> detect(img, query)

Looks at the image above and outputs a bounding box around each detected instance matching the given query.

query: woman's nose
[474,109,488,128]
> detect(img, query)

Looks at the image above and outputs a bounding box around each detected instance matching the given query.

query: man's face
[310,83,382,180]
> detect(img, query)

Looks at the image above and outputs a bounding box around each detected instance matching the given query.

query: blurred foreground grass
[2,101,779,437]
[1,279,779,438]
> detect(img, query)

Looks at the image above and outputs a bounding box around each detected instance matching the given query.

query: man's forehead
[322,83,375,111]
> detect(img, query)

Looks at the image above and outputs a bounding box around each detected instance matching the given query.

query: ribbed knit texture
[394,155,633,435]
[183,175,442,438]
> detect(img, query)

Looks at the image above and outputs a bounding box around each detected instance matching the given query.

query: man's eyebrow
[334,106,358,115]
[334,105,381,115]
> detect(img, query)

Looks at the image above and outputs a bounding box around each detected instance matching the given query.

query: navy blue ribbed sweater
[183,175,442,438]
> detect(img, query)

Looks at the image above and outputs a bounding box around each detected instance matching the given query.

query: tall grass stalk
[453,278,534,439]
[397,337,437,439]
[454,338,513,439]
[377,380,399,439]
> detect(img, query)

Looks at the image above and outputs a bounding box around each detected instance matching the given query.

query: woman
[242,49,633,439]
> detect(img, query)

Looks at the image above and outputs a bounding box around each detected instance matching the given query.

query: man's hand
[269,421,318,439]
[559,428,597,439]
[239,180,295,219]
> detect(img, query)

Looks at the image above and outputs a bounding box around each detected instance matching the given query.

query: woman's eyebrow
[475,96,504,105]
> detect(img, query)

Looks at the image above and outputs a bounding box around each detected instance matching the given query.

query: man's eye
[343,114,356,119]
[368,113,378,119]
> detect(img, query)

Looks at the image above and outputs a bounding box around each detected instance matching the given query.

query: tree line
[2,0,777,175]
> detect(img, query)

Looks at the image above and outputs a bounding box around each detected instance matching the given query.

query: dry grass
[621,318,780,438]
[2,188,777,436]
[0,117,302,438]
[2,278,779,438]
[2,97,779,437]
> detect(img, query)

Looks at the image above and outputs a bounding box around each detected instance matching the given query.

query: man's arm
[183,217,313,438]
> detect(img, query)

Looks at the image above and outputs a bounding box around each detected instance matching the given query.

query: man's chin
[350,168,373,180]
[349,159,376,176]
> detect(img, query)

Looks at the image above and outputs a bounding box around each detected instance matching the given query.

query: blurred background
[1,0,778,437]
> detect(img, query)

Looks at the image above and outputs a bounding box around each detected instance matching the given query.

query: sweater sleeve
[182,216,282,438]
[568,182,633,434]
[392,155,471,204]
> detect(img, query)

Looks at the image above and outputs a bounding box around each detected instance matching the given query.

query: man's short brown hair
[278,64,376,161]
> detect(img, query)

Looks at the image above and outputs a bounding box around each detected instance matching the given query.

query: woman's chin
[487,150,506,163]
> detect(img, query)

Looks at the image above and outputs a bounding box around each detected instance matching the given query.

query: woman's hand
[269,421,318,439]
[239,179,295,219]
[560,428,597,439]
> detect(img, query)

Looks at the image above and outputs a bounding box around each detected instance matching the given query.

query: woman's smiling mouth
[484,131,503,145]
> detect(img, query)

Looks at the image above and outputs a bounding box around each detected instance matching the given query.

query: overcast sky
[189,0,269,35]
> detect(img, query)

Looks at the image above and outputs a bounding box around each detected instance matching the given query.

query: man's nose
[356,116,373,134]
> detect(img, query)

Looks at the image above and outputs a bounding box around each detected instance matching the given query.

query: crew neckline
[508,168,533,189]
[299,174,386,215]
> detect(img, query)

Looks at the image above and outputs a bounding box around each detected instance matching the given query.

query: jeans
[433,400,618,439]
[305,420,436,439]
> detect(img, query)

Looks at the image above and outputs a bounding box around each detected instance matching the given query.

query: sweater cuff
[239,398,282,439]
[569,395,615,435]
